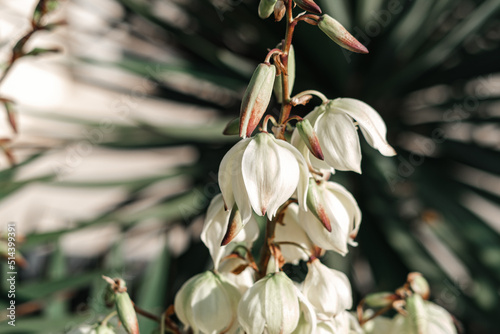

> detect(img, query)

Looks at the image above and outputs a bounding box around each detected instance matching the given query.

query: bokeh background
[1,0,500,333]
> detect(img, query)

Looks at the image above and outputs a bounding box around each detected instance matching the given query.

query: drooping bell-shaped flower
[238,272,300,334]
[274,203,314,264]
[201,194,259,270]
[390,295,457,334]
[219,133,309,225]
[302,259,352,317]
[293,98,395,173]
[300,180,361,255]
[174,271,241,334]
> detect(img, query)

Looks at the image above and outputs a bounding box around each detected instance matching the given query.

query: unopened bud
[221,204,244,246]
[223,117,240,135]
[318,15,369,54]
[296,119,324,160]
[274,45,295,103]
[306,179,331,232]
[102,277,139,334]
[239,63,276,138]
[408,272,430,300]
[364,292,396,308]
[258,0,278,19]
[293,0,322,14]
[115,290,139,334]
[274,0,286,21]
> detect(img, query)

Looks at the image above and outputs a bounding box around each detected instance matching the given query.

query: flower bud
[306,178,331,232]
[175,271,241,334]
[114,288,139,334]
[296,119,324,160]
[364,292,396,308]
[238,272,300,334]
[274,45,295,103]
[302,259,352,317]
[408,272,430,300]
[239,63,276,138]
[293,0,322,14]
[274,0,286,21]
[258,0,278,19]
[223,117,240,135]
[318,15,368,54]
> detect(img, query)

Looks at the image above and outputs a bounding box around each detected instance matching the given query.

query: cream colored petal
[315,111,362,173]
[219,139,251,211]
[331,98,396,157]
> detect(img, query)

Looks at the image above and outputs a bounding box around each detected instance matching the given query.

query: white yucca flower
[201,194,259,270]
[300,180,361,255]
[302,259,352,317]
[237,272,300,334]
[219,133,309,224]
[390,295,457,334]
[274,203,314,264]
[292,98,395,173]
[174,271,241,334]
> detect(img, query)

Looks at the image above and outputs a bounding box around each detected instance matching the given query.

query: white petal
[274,203,313,264]
[292,287,318,334]
[315,111,362,173]
[265,273,300,334]
[219,139,251,211]
[331,98,396,157]
[325,182,362,246]
[242,134,299,219]
[190,274,234,334]
[200,194,229,270]
[238,279,267,334]
[274,137,310,212]
[303,259,352,317]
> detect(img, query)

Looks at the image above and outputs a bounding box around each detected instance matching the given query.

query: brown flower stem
[133,304,181,334]
[277,0,297,128]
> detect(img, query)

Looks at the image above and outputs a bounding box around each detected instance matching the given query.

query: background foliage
[1,0,500,333]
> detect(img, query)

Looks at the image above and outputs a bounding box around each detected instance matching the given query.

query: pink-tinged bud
[274,0,286,22]
[223,117,240,136]
[221,205,244,246]
[296,119,324,160]
[318,15,369,54]
[239,63,276,138]
[293,0,322,14]
[306,178,331,232]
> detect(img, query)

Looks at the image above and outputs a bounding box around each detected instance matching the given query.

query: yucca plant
[1,0,500,333]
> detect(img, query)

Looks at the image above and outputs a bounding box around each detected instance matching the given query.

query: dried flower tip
[274,0,286,22]
[318,15,369,54]
[221,205,244,246]
[239,63,276,138]
[258,0,278,19]
[294,0,322,14]
[291,94,312,106]
[296,119,324,160]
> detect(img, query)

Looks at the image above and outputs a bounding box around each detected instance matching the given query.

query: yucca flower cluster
[172,1,458,334]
